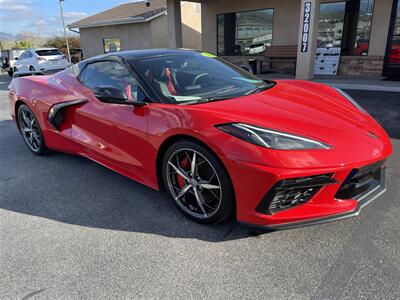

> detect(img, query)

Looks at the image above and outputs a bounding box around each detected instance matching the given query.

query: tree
[45,36,81,54]
[14,40,33,49]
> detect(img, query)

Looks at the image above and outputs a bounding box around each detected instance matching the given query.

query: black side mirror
[93,86,129,103]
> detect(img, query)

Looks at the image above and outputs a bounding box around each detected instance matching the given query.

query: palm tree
[14,40,33,49]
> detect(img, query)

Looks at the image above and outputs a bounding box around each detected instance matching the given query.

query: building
[68,0,201,59]
[170,0,400,79]
[70,0,400,79]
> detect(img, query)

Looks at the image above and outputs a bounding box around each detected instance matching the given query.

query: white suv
[13,48,70,74]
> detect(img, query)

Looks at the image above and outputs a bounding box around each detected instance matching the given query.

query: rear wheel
[17,104,49,155]
[162,140,235,224]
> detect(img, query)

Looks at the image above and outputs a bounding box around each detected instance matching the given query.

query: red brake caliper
[176,157,189,188]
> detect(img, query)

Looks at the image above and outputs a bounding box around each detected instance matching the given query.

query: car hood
[197,80,390,153]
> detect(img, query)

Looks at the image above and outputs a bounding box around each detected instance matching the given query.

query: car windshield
[130,52,274,104]
[36,49,63,56]
[250,44,264,48]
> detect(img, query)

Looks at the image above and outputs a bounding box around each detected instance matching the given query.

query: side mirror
[93,85,149,106]
[93,86,129,103]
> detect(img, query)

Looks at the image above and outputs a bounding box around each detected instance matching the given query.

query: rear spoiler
[12,71,45,78]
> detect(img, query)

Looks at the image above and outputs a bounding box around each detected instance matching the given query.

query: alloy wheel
[166,148,222,218]
[18,106,42,152]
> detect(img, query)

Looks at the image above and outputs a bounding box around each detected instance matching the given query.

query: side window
[81,61,142,101]
[26,52,33,58]
[19,52,26,60]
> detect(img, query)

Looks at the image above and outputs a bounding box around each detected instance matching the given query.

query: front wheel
[17,104,49,155]
[162,140,235,224]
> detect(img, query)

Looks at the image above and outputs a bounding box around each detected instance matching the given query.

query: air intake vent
[335,161,384,200]
[257,173,339,215]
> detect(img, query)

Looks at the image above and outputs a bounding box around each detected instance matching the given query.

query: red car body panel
[8,66,392,228]
[389,44,400,64]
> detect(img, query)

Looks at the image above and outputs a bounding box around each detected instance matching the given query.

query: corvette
[8,49,392,229]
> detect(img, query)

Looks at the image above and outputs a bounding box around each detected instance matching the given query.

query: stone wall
[338,56,384,77]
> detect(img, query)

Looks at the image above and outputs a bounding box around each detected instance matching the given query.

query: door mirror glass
[93,86,129,103]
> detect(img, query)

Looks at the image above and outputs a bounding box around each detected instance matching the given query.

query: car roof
[85,49,200,63]
[117,48,198,59]
[31,48,59,51]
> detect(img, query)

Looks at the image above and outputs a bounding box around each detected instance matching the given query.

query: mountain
[0,32,16,41]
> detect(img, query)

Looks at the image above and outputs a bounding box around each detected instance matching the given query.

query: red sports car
[8,49,392,229]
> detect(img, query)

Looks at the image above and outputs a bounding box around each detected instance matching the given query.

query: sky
[0,0,142,37]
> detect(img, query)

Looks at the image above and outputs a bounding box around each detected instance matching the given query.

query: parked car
[12,48,70,74]
[248,43,266,55]
[389,44,400,64]
[1,49,25,76]
[8,49,392,229]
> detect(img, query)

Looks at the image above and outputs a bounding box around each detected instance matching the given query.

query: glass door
[383,0,400,78]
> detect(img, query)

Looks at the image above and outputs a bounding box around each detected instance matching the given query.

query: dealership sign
[301,1,312,53]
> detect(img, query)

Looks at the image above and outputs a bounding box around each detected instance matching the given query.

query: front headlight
[333,87,367,114]
[217,123,331,150]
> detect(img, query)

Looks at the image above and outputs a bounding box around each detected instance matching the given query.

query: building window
[103,38,121,54]
[217,8,274,56]
[318,2,346,48]
[318,0,375,56]
[388,0,400,65]
[354,0,375,55]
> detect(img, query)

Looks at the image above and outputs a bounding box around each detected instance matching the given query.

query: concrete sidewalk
[258,73,400,92]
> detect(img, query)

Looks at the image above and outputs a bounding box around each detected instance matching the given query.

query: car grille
[335,160,384,200]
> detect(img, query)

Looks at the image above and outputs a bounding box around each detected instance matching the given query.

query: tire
[8,69,13,77]
[17,104,50,156]
[162,140,235,224]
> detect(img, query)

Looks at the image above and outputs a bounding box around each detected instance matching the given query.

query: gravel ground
[0,72,399,299]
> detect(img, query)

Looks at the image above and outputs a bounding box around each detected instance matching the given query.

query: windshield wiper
[178,98,210,105]
[179,96,233,105]
[177,85,274,105]
[204,96,234,102]
[244,84,274,95]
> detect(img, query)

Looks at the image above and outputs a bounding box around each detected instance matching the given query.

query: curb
[314,82,400,93]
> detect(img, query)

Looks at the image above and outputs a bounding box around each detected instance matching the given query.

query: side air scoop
[48,99,87,130]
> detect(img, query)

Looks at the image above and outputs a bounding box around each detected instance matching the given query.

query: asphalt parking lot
[0,72,399,299]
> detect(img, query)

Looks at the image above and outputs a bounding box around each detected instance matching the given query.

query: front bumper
[241,167,386,230]
[230,156,389,229]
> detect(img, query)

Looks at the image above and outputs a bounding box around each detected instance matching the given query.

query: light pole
[59,0,71,63]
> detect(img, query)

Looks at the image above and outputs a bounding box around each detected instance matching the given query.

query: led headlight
[333,87,367,114]
[217,123,331,150]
